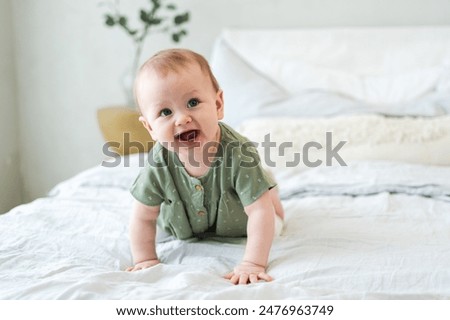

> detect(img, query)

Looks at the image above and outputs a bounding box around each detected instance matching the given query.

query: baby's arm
[126,200,161,272]
[224,191,275,284]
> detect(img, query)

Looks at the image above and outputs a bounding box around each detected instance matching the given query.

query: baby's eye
[187,98,199,108]
[159,108,172,117]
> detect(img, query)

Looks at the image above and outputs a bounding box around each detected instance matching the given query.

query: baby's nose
[175,113,192,126]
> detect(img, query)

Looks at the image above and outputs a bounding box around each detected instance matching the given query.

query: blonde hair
[134,49,220,108]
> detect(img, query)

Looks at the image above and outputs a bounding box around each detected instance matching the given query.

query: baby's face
[137,63,224,153]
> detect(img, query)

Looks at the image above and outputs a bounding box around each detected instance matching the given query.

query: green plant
[102,0,190,105]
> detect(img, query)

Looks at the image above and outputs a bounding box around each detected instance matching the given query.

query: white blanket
[1,158,449,299]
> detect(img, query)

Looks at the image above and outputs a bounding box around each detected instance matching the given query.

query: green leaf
[118,16,127,27]
[151,0,161,11]
[171,30,188,43]
[174,12,189,25]
[148,17,162,25]
[105,14,115,26]
[166,4,176,10]
[140,10,150,23]
[172,33,180,42]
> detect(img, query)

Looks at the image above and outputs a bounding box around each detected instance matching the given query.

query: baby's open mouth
[175,130,199,142]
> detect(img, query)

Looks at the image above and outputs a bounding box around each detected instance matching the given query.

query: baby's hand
[125,259,160,272]
[224,261,273,285]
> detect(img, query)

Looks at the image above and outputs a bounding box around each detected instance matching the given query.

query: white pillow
[212,27,450,126]
[210,38,287,128]
[238,114,450,175]
[257,90,450,118]
[270,59,447,105]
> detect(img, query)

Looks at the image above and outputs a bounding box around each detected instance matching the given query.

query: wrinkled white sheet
[1,158,449,299]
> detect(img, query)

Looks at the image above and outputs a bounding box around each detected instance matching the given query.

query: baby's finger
[238,274,249,285]
[258,272,273,282]
[230,274,240,285]
[132,266,143,272]
[223,272,234,280]
[126,266,141,272]
[249,274,259,283]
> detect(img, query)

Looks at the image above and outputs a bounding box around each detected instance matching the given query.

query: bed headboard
[211,26,450,127]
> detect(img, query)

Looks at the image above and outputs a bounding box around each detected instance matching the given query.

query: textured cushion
[238,114,450,174]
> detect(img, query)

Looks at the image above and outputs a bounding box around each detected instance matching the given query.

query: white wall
[0,0,22,213]
[9,0,450,202]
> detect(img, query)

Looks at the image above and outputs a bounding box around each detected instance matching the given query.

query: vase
[121,64,137,108]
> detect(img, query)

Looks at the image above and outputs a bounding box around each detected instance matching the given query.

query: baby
[126,48,284,285]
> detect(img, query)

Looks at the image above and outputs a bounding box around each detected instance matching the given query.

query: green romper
[130,122,275,240]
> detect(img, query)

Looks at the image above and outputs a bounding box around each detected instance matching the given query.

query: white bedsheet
[1,158,449,299]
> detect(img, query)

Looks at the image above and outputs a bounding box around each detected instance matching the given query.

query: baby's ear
[215,90,224,120]
[139,116,156,139]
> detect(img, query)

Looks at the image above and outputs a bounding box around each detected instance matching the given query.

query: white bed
[1,26,450,299]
